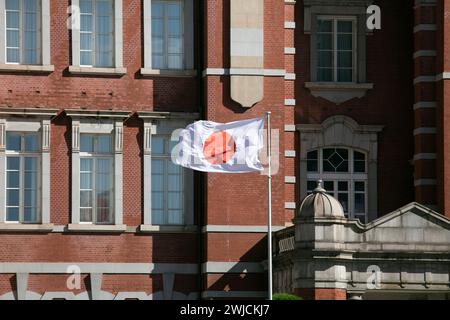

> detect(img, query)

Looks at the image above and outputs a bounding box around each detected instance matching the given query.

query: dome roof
[297,180,345,218]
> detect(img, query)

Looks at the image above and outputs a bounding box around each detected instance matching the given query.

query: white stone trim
[67,224,126,233]
[68,66,127,75]
[0,223,54,231]
[413,76,436,84]
[413,127,436,135]
[202,291,267,299]
[202,262,263,273]
[285,73,296,80]
[284,21,296,29]
[285,176,296,184]
[70,119,124,226]
[414,179,437,186]
[71,0,124,69]
[436,72,450,81]
[285,150,296,158]
[284,125,296,132]
[202,68,286,77]
[140,68,197,77]
[284,99,296,106]
[0,116,54,224]
[285,202,296,209]
[143,0,194,70]
[413,101,436,110]
[413,24,437,33]
[0,0,52,67]
[201,225,285,233]
[413,50,436,59]
[0,64,54,72]
[143,120,154,225]
[0,263,198,274]
[284,47,296,55]
[413,153,437,161]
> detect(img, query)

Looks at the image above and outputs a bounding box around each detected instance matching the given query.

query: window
[151,0,184,69]
[79,134,114,224]
[79,0,115,67]
[306,148,367,222]
[317,17,356,82]
[5,132,40,223]
[5,0,41,64]
[151,135,184,225]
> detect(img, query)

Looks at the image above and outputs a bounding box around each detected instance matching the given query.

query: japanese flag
[173,118,264,173]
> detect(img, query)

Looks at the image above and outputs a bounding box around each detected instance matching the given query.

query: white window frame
[5,132,42,223]
[70,0,125,74]
[141,117,194,228]
[0,117,52,225]
[70,117,124,228]
[316,15,357,83]
[142,0,194,74]
[306,147,368,222]
[79,134,115,225]
[0,0,51,68]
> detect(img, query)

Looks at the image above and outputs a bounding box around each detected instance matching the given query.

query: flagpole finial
[266,111,271,115]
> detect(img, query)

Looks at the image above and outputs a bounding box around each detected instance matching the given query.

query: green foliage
[272,293,302,300]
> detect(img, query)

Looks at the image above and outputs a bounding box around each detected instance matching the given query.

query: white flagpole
[266,112,273,300]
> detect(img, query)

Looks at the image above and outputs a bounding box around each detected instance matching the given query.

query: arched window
[306,147,368,223]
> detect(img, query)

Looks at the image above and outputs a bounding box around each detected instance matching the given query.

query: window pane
[97,158,112,173]
[355,181,365,192]
[25,171,37,189]
[338,193,349,213]
[7,30,20,47]
[80,51,93,66]
[337,20,353,33]
[81,158,93,171]
[168,19,182,36]
[354,151,366,173]
[6,207,19,222]
[24,207,38,222]
[323,148,349,172]
[80,208,93,222]
[168,210,182,224]
[25,157,37,171]
[168,37,182,54]
[24,13,37,31]
[6,48,19,63]
[307,150,318,172]
[7,189,19,206]
[80,190,93,207]
[338,69,352,82]
[81,172,92,189]
[6,0,20,10]
[80,15,93,32]
[6,12,20,29]
[25,134,39,151]
[317,20,332,32]
[96,208,112,224]
[324,181,334,193]
[80,33,93,50]
[318,50,332,68]
[96,135,112,153]
[6,133,21,151]
[317,34,332,51]
[168,55,183,69]
[337,34,352,51]
[355,193,365,214]
[7,171,20,188]
[152,210,164,225]
[317,68,333,82]
[338,181,348,191]
[168,3,181,18]
[80,135,94,152]
[7,157,20,170]
[24,189,37,207]
[80,0,93,13]
[152,137,166,154]
[338,51,352,68]
[307,181,317,194]
[152,2,163,18]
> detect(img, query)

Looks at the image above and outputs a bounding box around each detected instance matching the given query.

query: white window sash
[71,120,123,225]
[71,0,123,68]
[0,0,51,65]
[143,0,194,70]
[0,119,51,224]
[316,15,357,83]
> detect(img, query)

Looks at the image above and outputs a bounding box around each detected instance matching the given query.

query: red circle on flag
[203,131,236,165]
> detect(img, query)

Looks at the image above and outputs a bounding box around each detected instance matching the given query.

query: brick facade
[0,0,447,300]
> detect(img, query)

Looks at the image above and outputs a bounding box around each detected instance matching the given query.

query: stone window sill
[305,82,374,104]
[67,224,127,233]
[0,64,54,73]
[68,66,127,76]
[139,224,197,233]
[0,223,54,232]
[140,68,197,77]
